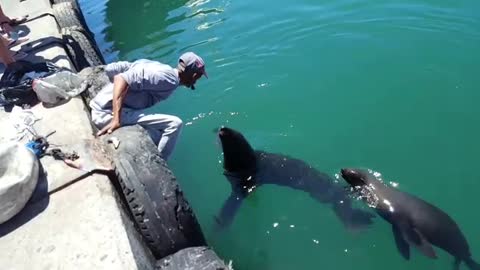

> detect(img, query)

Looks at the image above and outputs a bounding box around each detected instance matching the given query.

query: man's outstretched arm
[97,75,129,136]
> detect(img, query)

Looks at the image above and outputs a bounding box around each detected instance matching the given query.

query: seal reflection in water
[214,127,375,231]
[341,168,480,270]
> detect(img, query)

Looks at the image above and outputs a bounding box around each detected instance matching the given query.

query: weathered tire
[52,0,95,38]
[52,0,80,12]
[0,142,39,224]
[78,65,110,105]
[103,125,207,259]
[76,66,110,132]
[53,2,85,31]
[62,26,105,71]
[156,247,231,270]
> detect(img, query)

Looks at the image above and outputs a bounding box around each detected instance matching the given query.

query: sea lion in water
[214,127,375,231]
[341,168,480,270]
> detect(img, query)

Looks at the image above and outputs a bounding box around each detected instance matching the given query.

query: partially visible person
[0,36,14,65]
[0,6,28,65]
[0,6,28,35]
[91,52,208,160]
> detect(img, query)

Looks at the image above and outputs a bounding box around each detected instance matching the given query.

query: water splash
[368,168,385,183]
[349,184,380,209]
[334,173,340,183]
[184,111,246,126]
[389,181,399,188]
[347,169,401,211]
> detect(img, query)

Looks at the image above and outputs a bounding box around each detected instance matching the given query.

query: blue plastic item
[25,137,49,157]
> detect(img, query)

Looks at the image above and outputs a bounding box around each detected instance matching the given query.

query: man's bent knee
[169,116,183,130]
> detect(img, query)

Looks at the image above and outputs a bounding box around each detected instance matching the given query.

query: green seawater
[80,0,480,269]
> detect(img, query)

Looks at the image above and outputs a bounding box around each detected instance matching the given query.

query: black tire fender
[104,125,207,259]
[156,247,231,270]
[62,26,105,71]
[52,2,87,33]
[51,0,94,36]
[52,0,80,12]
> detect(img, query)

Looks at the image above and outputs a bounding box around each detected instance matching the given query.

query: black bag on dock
[0,61,63,107]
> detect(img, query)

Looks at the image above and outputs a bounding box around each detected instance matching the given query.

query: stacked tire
[52,0,105,71]
[156,247,231,270]
[103,125,208,259]
[61,26,104,70]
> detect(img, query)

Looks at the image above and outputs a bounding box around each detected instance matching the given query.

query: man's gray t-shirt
[90,59,180,110]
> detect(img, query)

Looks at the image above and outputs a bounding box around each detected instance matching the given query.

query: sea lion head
[341,168,371,187]
[218,127,257,177]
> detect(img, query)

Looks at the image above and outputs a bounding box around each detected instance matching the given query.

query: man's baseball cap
[179,52,208,78]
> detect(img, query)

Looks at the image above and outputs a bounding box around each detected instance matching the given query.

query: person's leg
[122,111,183,160]
[91,107,113,132]
[0,35,13,65]
[89,82,116,130]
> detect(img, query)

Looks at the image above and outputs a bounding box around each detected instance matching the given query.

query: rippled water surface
[80,0,480,269]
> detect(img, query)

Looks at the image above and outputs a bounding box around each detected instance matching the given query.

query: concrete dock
[0,0,155,269]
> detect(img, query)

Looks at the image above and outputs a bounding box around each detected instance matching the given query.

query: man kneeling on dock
[91,52,208,160]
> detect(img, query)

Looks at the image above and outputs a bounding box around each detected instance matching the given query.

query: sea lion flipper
[392,224,411,260]
[404,226,437,259]
[214,192,246,232]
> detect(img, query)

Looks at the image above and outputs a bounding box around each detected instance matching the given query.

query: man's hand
[97,119,121,136]
[96,75,129,137]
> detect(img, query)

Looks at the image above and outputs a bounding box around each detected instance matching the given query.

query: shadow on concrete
[0,162,50,238]
[1,36,72,71]
[18,36,72,66]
